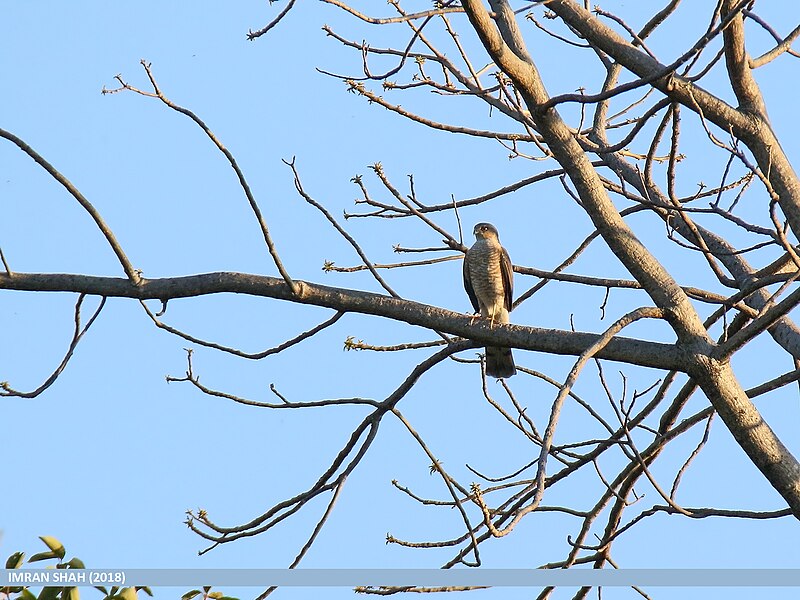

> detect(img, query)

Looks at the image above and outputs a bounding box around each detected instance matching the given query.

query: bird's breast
[467,242,506,299]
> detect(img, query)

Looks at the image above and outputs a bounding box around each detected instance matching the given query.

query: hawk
[463,222,516,378]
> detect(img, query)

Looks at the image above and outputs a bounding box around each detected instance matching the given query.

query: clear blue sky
[2,2,799,599]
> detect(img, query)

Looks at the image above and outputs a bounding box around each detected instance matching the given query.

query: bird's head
[473,222,500,241]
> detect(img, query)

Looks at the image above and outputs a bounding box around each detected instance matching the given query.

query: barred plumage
[463,222,516,378]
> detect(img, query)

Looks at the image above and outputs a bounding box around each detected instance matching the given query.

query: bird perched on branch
[463,222,516,378]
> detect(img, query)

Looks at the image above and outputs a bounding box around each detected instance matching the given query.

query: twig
[286,158,402,298]
[109,61,300,295]
[747,17,800,67]
[247,0,297,41]
[167,351,380,409]
[142,301,344,360]
[185,341,469,549]
[392,407,481,566]
[1,294,106,398]
[321,0,462,25]
[256,475,347,599]
[346,80,537,141]
[671,412,715,498]
[476,307,666,538]
[0,247,12,276]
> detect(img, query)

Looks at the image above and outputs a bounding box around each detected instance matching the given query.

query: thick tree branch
[548,0,800,245]
[461,0,800,518]
[721,0,767,117]
[462,0,705,341]
[0,270,684,370]
[8,0,800,579]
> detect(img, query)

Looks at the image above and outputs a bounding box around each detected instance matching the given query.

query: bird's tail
[486,346,516,378]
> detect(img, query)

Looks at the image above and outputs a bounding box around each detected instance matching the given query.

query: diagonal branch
[187,341,467,548]
[247,0,297,41]
[747,19,800,68]
[462,0,705,338]
[462,0,800,519]
[473,307,666,538]
[547,0,800,245]
[107,61,300,296]
[0,128,141,284]
[286,158,402,298]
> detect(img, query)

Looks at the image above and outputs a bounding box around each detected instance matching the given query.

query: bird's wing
[463,252,480,313]
[501,246,514,312]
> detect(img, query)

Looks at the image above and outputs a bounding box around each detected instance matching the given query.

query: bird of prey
[463,222,516,378]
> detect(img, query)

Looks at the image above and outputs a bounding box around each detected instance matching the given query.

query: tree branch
[0,270,685,370]
[0,128,141,284]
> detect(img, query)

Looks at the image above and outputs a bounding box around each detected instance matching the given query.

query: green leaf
[66,587,80,600]
[38,536,66,559]
[37,586,60,600]
[66,557,86,569]
[28,551,59,563]
[20,589,37,600]
[138,587,153,597]
[6,551,25,569]
[180,591,201,600]
[94,587,109,596]
[117,587,138,600]
[217,596,241,600]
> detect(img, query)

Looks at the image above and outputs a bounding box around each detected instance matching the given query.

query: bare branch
[256,475,347,599]
[108,61,300,296]
[0,247,12,276]
[0,271,687,371]
[142,300,344,360]
[186,341,468,548]
[287,158,402,299]
[474,307,665,538]
[320,0,462,25]
[0,128,141,284]
[346,80,537,142]
[1,294,106,398]
[247,0,297,41]
[746,13,800,67]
